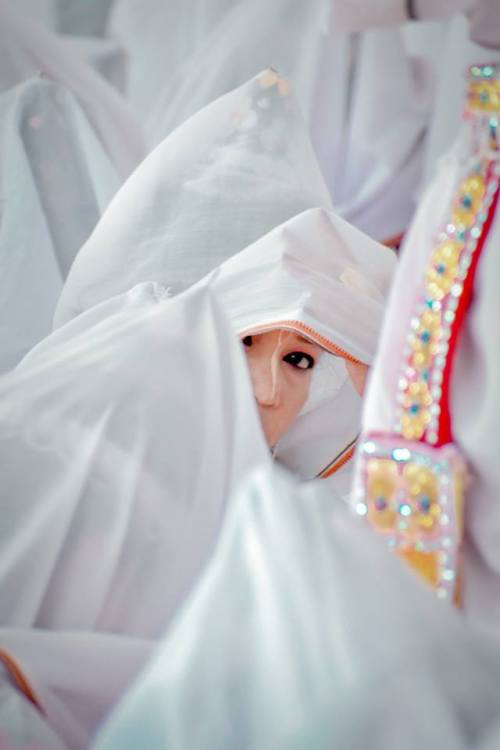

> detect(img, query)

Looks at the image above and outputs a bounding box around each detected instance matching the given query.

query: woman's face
[242,329,322,448]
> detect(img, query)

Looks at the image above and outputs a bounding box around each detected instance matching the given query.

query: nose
[250,359,282,407]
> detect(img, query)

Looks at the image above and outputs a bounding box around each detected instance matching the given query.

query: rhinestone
[442,536,453,548]
[448,297,459,311]
[428,432,438,445]
[444,310,455,324]
[355,502,368,516]
[432,370,443,384]
[399,503,412,517]
[374,496,387,511]
[442,569,455,581]
[432,300,442,312]
[419,496,431,512]
[471,226,481,239]
[431,386,442,399]
[446,223,456,235]
[451,283,463,297]
[440,514,450,526]
[430,404,441,416]
[392,448,411,462]
[362,441,376,454]
[411,317,420,331]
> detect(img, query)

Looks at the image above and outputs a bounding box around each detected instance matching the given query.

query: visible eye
[283,351,315,370]
[242,335,253,347]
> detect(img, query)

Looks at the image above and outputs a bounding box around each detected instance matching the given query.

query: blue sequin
[419,496,431,512]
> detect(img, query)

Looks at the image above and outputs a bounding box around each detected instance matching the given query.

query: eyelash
[283,352,315,370]
[242,336,315,371]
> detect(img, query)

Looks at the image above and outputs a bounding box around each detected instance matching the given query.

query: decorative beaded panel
[353,63,500,603]
[353,436,465,601]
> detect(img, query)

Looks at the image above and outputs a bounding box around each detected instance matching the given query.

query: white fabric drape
[0,669,66,749]
[54,70,395,484]
[54,70,333,328]
[95,463,500,750]
[109,0,430,239]
[0,78,122,373]
[0,281,269,748]
[207,206,395,483]
[0,0,145,179]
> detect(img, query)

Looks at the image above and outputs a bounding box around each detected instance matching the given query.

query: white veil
[0,281,269,748]
[54,70,332,327]
[109,0,430,239]
[0,78,122,373]
[95,463,500,750]
[0,0,145,179]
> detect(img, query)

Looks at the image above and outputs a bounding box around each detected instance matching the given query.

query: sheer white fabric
[54,70,395,483]
[0,670,66,749]
[0,281,269,748]
[207,206,395,483]
[421,14,500,186]
[361,85,500,631]
[54,71,333,328]
[95,464,500,750]
[64,36,128,94]
[0,0,145,179]
[109,0,430,239]
[0,78,122,374]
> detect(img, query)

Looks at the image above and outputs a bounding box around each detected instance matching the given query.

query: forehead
[248,329,322,349]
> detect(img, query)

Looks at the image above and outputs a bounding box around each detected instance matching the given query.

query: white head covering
[54,70,395,484]
[0,201,394,744]
[0,0,145,179]
[0,77,122,374]
[358,62,500,631]
[109,0,430,240]
[208,206,395,484]
[95,462,500,750]
[54,70,333,327]
[0,281,270,748]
